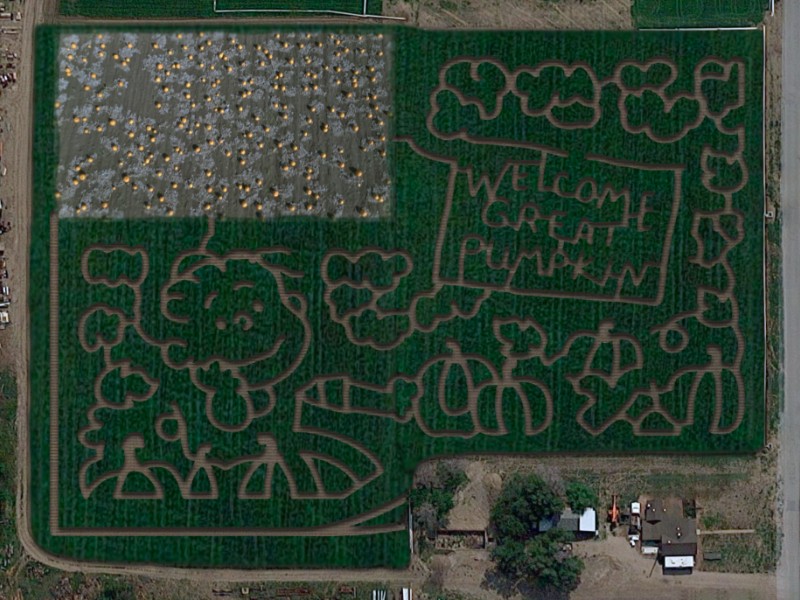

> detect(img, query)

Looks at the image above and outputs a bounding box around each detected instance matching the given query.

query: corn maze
[29,25,764,569]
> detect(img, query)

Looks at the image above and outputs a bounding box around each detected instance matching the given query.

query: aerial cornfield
[632,0,769,27]
[60,0,385,18]
[29,25,764,569]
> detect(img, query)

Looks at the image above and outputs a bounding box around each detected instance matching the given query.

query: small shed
[539,508,598,538]
[578,508,597,534]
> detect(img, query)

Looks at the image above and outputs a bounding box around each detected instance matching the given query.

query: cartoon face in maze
[160,239,310,431]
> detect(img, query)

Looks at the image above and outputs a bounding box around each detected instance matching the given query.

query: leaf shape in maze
[98,365,158,407]
[701,148,747,194]
[698,59,744,119]
[623,91,701,140]
[515,63,600,128]
[325,251,410,290]
[79,307,125,352]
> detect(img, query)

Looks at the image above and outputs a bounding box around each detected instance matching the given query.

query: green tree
[565,481,598,513]
[437,461,468,492]
[488,475,582,594]
[490,474,564,542]
[491,529,583,593]
[409,461,469,538]
[524,529,583,591]
[490,539,526,574]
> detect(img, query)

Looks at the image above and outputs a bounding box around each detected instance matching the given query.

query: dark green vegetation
[490,474,564,542]
[60,0,383,17]
[489,475,583,595]
[632,0,769,28]
[564,482,598,513]
[31,25,764,568]
[410,462,468,538]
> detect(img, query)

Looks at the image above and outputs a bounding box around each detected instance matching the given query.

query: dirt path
[430,535,776,600]
[7,0,54,580]
[572,534,776,600]
[778,0,800,595]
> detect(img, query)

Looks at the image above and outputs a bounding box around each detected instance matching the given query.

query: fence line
[212,0,406,20]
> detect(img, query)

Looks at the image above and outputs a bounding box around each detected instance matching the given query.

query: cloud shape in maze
[514,61,601,129]
[427,59,511,141]
[614,60,703,143]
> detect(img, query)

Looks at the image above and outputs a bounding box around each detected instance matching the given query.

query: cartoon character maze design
[45,30,763,544]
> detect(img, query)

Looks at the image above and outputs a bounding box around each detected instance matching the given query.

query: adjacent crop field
[60,0,384,18]
[632,0,769,27]
[30,25,764,569]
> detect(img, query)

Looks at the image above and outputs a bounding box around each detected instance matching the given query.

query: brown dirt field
[425,538,775,600]
[384,0,632,29]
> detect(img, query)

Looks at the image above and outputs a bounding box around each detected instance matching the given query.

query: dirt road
[435,536,776,600]
[778,0,800,597]
[6,0,49,576]
[6,0,63,585]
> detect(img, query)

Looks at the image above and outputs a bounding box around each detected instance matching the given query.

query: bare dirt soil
[424,536,775,600]
[428,457,778,598]
[384,0,632,29]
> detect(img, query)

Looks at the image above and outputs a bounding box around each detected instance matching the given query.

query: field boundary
[211,0,407,20]
[762,23,768,448]
[29,24,764,572]
[639,26,761,30]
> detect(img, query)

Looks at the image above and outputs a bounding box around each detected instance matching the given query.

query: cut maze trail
[69,217,404,536]
[24,24,765,571]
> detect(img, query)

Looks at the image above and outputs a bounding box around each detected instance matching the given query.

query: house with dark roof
[538,508,598,540]
[641,497,697,574]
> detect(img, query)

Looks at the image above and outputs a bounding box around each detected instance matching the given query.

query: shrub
[565,481,598,513]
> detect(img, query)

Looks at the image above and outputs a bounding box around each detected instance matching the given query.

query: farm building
[641,498,698,574]
[539,507,598,539]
